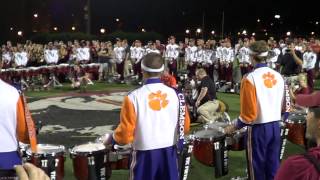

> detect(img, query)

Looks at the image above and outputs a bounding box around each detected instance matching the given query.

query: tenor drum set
[0,63,101,90]
[19,140,132,180]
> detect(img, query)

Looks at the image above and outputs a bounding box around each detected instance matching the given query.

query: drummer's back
[244,67,284,124]
[128,81,179,151]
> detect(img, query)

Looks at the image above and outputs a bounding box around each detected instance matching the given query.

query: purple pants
[130,146,179,180]
[246,121,281,180]
[306,69,314,92]
[0,151,22,169]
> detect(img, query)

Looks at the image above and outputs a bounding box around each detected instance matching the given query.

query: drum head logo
[148,91,169,111]
[263,72,277,88]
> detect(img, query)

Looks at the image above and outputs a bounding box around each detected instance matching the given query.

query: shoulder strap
[174,89,186,153]
[21,93,38,153]
[303,153,320,173]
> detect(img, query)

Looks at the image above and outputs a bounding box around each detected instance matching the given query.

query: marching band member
[202,43,214,79]
[44,43,59,65]
[165,36,179,77]
[267,40,281,70]
[104,53,190,180]
[225,41,285,180]
[302,44,317,91]
[195,39,205,68]
[186,39,198,77]
[223,40,235,84]
[0,60,37,170]
[13,46,29,68]
[114,39,126,82]
[216,40,226,82]
[75,41,91,64]
[238,40,251,76]
[146,43,160,54]
[1,47,13,69]
[133,40,145,81]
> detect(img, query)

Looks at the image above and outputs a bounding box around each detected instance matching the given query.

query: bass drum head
[27,144,65,156]
[71,143,106,155]
[193,128,225,166]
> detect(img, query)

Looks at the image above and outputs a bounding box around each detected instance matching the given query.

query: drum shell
[109,151,131,170]
[285,121,306,146]
[285,113,306,146]
[193,133,225,166]
[28,152,65,180]
[226,131,245,151]
[70,149,111,180]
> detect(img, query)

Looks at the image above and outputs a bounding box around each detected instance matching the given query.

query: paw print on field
[262,72,277,88]
[148,90,169,111]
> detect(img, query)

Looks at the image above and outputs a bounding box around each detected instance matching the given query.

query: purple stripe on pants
[130,146,179,180]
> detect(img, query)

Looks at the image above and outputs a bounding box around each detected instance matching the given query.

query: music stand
[43,64,63,89]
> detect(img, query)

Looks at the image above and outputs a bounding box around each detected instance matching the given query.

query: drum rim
[27,144,65,156]
[69,142,107,156]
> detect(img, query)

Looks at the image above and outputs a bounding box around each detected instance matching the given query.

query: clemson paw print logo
[262,72,277,88]
[148,91,169,111]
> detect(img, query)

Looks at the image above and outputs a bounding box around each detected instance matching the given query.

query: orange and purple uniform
[0,79,37,169]
[113,78,190,180]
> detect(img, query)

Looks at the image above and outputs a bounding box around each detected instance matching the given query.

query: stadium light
[10,27,13,31]
[53,27,58,31]
[141,28,146,32]
[185,29,190,34]
[274,15,281,19]
[72,26,76,31]
[33,13,38,18]
[286,31,291,36]
[316,21,319,25]
[242,30,247,35]
[257,19,261,23]
[311,32,315,35]
[100,28,106,34]
[116,18,120,22]
[252,32,256,36]
[196,28,202,33]
[211,30,215,35]
[17,31,23,36]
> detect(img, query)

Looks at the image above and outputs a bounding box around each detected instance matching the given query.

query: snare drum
[227,128,246,151]
[70,143,111,180]
[109,144,131,170]
[285,112,307,146]
[193,127,226,166]
[207,121,246,151]
[26,144,65,180]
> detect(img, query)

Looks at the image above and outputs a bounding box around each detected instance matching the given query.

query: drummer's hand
[15,163,50,180]
[102,133,113,146]
[224,125,236,135]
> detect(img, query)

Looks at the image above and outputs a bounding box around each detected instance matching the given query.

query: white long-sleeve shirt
[303,51,317,70]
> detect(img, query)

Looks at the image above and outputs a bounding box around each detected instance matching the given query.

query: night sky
[0,0,319,40]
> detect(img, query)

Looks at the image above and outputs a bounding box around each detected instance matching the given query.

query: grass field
[25,80,317,180]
